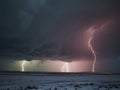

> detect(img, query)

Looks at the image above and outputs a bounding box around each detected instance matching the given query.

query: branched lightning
[62,62,69,72]
[21,60,26,72]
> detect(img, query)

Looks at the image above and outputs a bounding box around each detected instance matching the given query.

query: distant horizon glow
[19,60,91,72]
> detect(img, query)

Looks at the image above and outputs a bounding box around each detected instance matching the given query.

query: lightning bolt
[62,62,69,72]
[88,27,97,72]
[88,21,111,72]
[21,60,26,72]
[61,21,110,73]
[61,22,110,73]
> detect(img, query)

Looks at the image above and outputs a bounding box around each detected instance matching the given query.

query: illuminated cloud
[0,0,120,62]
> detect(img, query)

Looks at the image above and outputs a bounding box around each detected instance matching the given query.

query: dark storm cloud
[0,0,120,61]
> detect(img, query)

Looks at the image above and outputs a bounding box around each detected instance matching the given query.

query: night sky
[0,0,120,72]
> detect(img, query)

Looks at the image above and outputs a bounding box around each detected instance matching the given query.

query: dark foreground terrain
[0,72,120,90]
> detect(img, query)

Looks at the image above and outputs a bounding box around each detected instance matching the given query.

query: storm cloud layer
[0,0,120,61]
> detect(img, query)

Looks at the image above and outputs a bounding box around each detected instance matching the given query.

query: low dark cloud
[0,0,120,61]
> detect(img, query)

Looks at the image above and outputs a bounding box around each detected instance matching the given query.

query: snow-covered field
[0,72,120,90]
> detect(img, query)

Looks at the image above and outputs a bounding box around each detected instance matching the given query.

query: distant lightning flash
[88,21,111,72]
[21,60,26,72]
[62,62,69,72]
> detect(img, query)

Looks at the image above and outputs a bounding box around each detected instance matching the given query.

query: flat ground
[0,72,120,90]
